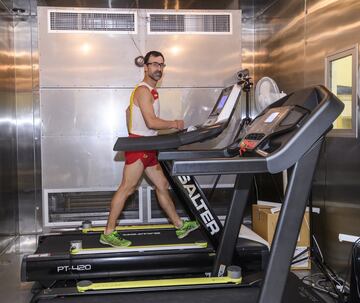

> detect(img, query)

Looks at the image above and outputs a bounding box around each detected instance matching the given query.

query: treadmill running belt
[35,229,208,254]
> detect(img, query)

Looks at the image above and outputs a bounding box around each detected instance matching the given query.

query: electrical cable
[351,238,360,299]
[299,148,348,303]
[207,175,221,203]
[253,176,259,203]
[312,254,346,303]
[127,1,142,57]
[270,173,284,203]
[129,33,142,56]
[208,77,253,205]
[297,219,350,303]
[302,270,343,301]
[302,276,335,297]
[340,238,360,297]
[312,234,324,263]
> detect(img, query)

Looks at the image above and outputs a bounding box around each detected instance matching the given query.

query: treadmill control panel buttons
[245,133,265,141]
[239,133,265,153]
[203,118,216,126]
[240,138,260,151]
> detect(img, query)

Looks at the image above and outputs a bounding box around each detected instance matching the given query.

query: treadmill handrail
[158,149,229,161]
[113,123,226,152]
[171,157,268,175]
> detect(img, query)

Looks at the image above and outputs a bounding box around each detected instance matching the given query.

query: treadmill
[31,85,343,303]
[22,83,268,287]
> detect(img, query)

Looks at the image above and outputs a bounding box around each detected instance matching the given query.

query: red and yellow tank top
[128,82,160,136]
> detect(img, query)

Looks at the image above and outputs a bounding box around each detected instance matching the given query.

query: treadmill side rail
[71,242,208,255]
[77,275,242,293]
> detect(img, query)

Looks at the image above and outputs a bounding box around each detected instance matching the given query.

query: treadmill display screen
[264,112,279,123]
[210,89,231,116]
[218,95,228,111]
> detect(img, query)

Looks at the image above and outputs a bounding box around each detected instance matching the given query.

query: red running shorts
[124,134,158,168]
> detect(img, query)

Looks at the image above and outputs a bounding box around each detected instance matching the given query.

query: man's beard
[149,71,162,81]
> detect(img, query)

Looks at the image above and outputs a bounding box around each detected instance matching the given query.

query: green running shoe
[100,231,132,247]
[176,220,200,239]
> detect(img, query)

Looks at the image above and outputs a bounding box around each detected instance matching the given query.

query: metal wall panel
[42,135,124,189]
[240,0,254,77]
[304,0,360,88]
[37,0,246,10]
[37,7,143,88]
[305,0,360,274]
[38,8,241,88]
[41,89,130,137]
[15,7,42,235]
[144,10,242,87]
[254,0,360,274]
[314,137,360,269]
[0,1,17,252]
[254,0,305,93]
[41,87,222,191]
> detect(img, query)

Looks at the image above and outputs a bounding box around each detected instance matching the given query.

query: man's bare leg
[105,160,144,234]
[145,164,183,228]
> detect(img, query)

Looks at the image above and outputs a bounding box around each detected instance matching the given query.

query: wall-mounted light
[80,43,92,55]
[170,46,182,56]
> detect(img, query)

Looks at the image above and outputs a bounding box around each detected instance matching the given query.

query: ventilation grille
[148,13,231,34]
[49,10,136,33]
[44,189,141,227]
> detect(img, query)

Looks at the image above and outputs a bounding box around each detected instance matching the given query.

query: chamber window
[326,46,358,137]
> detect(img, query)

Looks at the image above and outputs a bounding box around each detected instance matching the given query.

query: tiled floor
[0,253,33,302]
[0,237,36,303]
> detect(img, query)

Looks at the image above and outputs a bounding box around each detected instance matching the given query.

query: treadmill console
[203,84,241,127]
[239,105,309,153]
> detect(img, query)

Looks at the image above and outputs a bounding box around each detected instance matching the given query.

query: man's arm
[135,86,184,130]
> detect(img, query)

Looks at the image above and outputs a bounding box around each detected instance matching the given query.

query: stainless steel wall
[254,0,306,91]
[13,0,42,238]
[254,0,360,274]
[0,1,17,252]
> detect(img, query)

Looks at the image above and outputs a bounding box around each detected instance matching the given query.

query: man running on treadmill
[100,51,200,247]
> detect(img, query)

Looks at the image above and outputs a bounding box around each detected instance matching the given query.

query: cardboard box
[252,204,310,246]
[252,204,311,270]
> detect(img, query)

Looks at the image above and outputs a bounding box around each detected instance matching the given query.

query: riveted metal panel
[38,7,241,88]
[145,9,241,88]
[38,7,142,88]
[0,2,17,251]
[40,87,224,190]
[15,11,42,234]
[41,89,130,137]
[254,0,305,93]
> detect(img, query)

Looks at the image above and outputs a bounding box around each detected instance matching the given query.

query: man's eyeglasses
[146,62,166,69]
